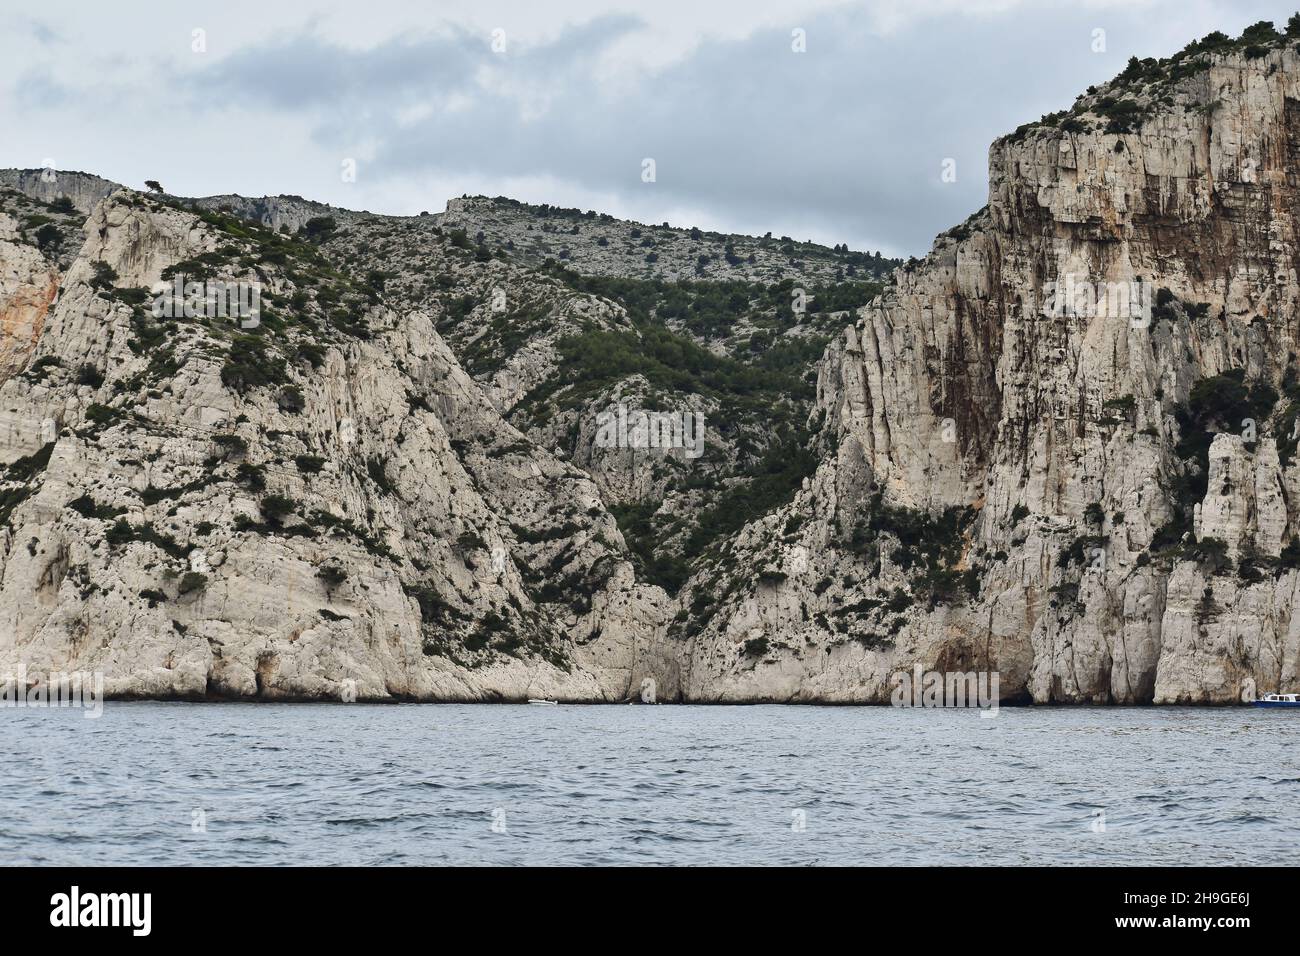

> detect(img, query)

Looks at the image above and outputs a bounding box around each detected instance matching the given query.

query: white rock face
[0,190,678,703]
[0,170,120,214]
[0,212,58,381]
[685,44,1300,704]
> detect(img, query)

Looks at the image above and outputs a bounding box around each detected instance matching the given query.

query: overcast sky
[3,0,1298,257]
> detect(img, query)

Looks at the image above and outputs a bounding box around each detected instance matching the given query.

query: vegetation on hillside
[1006,16,1300,143]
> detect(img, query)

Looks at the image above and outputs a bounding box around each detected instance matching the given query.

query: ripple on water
[1,703,1296,865]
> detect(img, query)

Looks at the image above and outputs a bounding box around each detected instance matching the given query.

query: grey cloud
[188,16,643,112]
[144,2,1300,254]
[186,29,480,111]
[13,69,74,110]
[182,9,1051,253]
[25,19,61,46]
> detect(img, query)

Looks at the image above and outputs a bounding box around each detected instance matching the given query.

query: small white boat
[527,698,558,706]
[1254,693,1300,709]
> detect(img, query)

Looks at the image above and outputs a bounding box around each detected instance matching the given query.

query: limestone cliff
[6,26,1300,704]
[684,33,1300,704]
[0,187,675,701]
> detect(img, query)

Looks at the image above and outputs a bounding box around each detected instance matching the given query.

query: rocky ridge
[434,195,893,283]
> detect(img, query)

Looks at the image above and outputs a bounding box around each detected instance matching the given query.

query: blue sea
[3,703,1296,865]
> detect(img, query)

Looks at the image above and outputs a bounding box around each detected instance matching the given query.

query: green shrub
[212,434,248,458]
[236,462,266,491]
[88,261,118,291]
[178,572,208,595]
[221,335,287,394]
[457,530,487,552]
[1186,536,1231,573]
[1058,534,1108,568]
[35,224,60,251]
[76,365,104,388]
[259,494,296,523]
[316,564,347,593]
[301,216,338,242]
[278,385,305,413]
[1103,394,1136,416]
[1168,371,1278,526]
[1177,371,1275,461]
[294,341,326,368]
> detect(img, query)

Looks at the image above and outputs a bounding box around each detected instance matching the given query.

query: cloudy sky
[3,0,1298,256]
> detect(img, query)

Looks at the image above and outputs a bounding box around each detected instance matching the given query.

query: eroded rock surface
[686,40,1300,704]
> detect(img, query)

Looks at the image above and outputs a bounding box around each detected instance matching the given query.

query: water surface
[2,703,1296,865]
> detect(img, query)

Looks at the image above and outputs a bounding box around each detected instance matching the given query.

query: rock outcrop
[684,34,1300,704]
[0,169,121,215]
[0,189,675,702]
